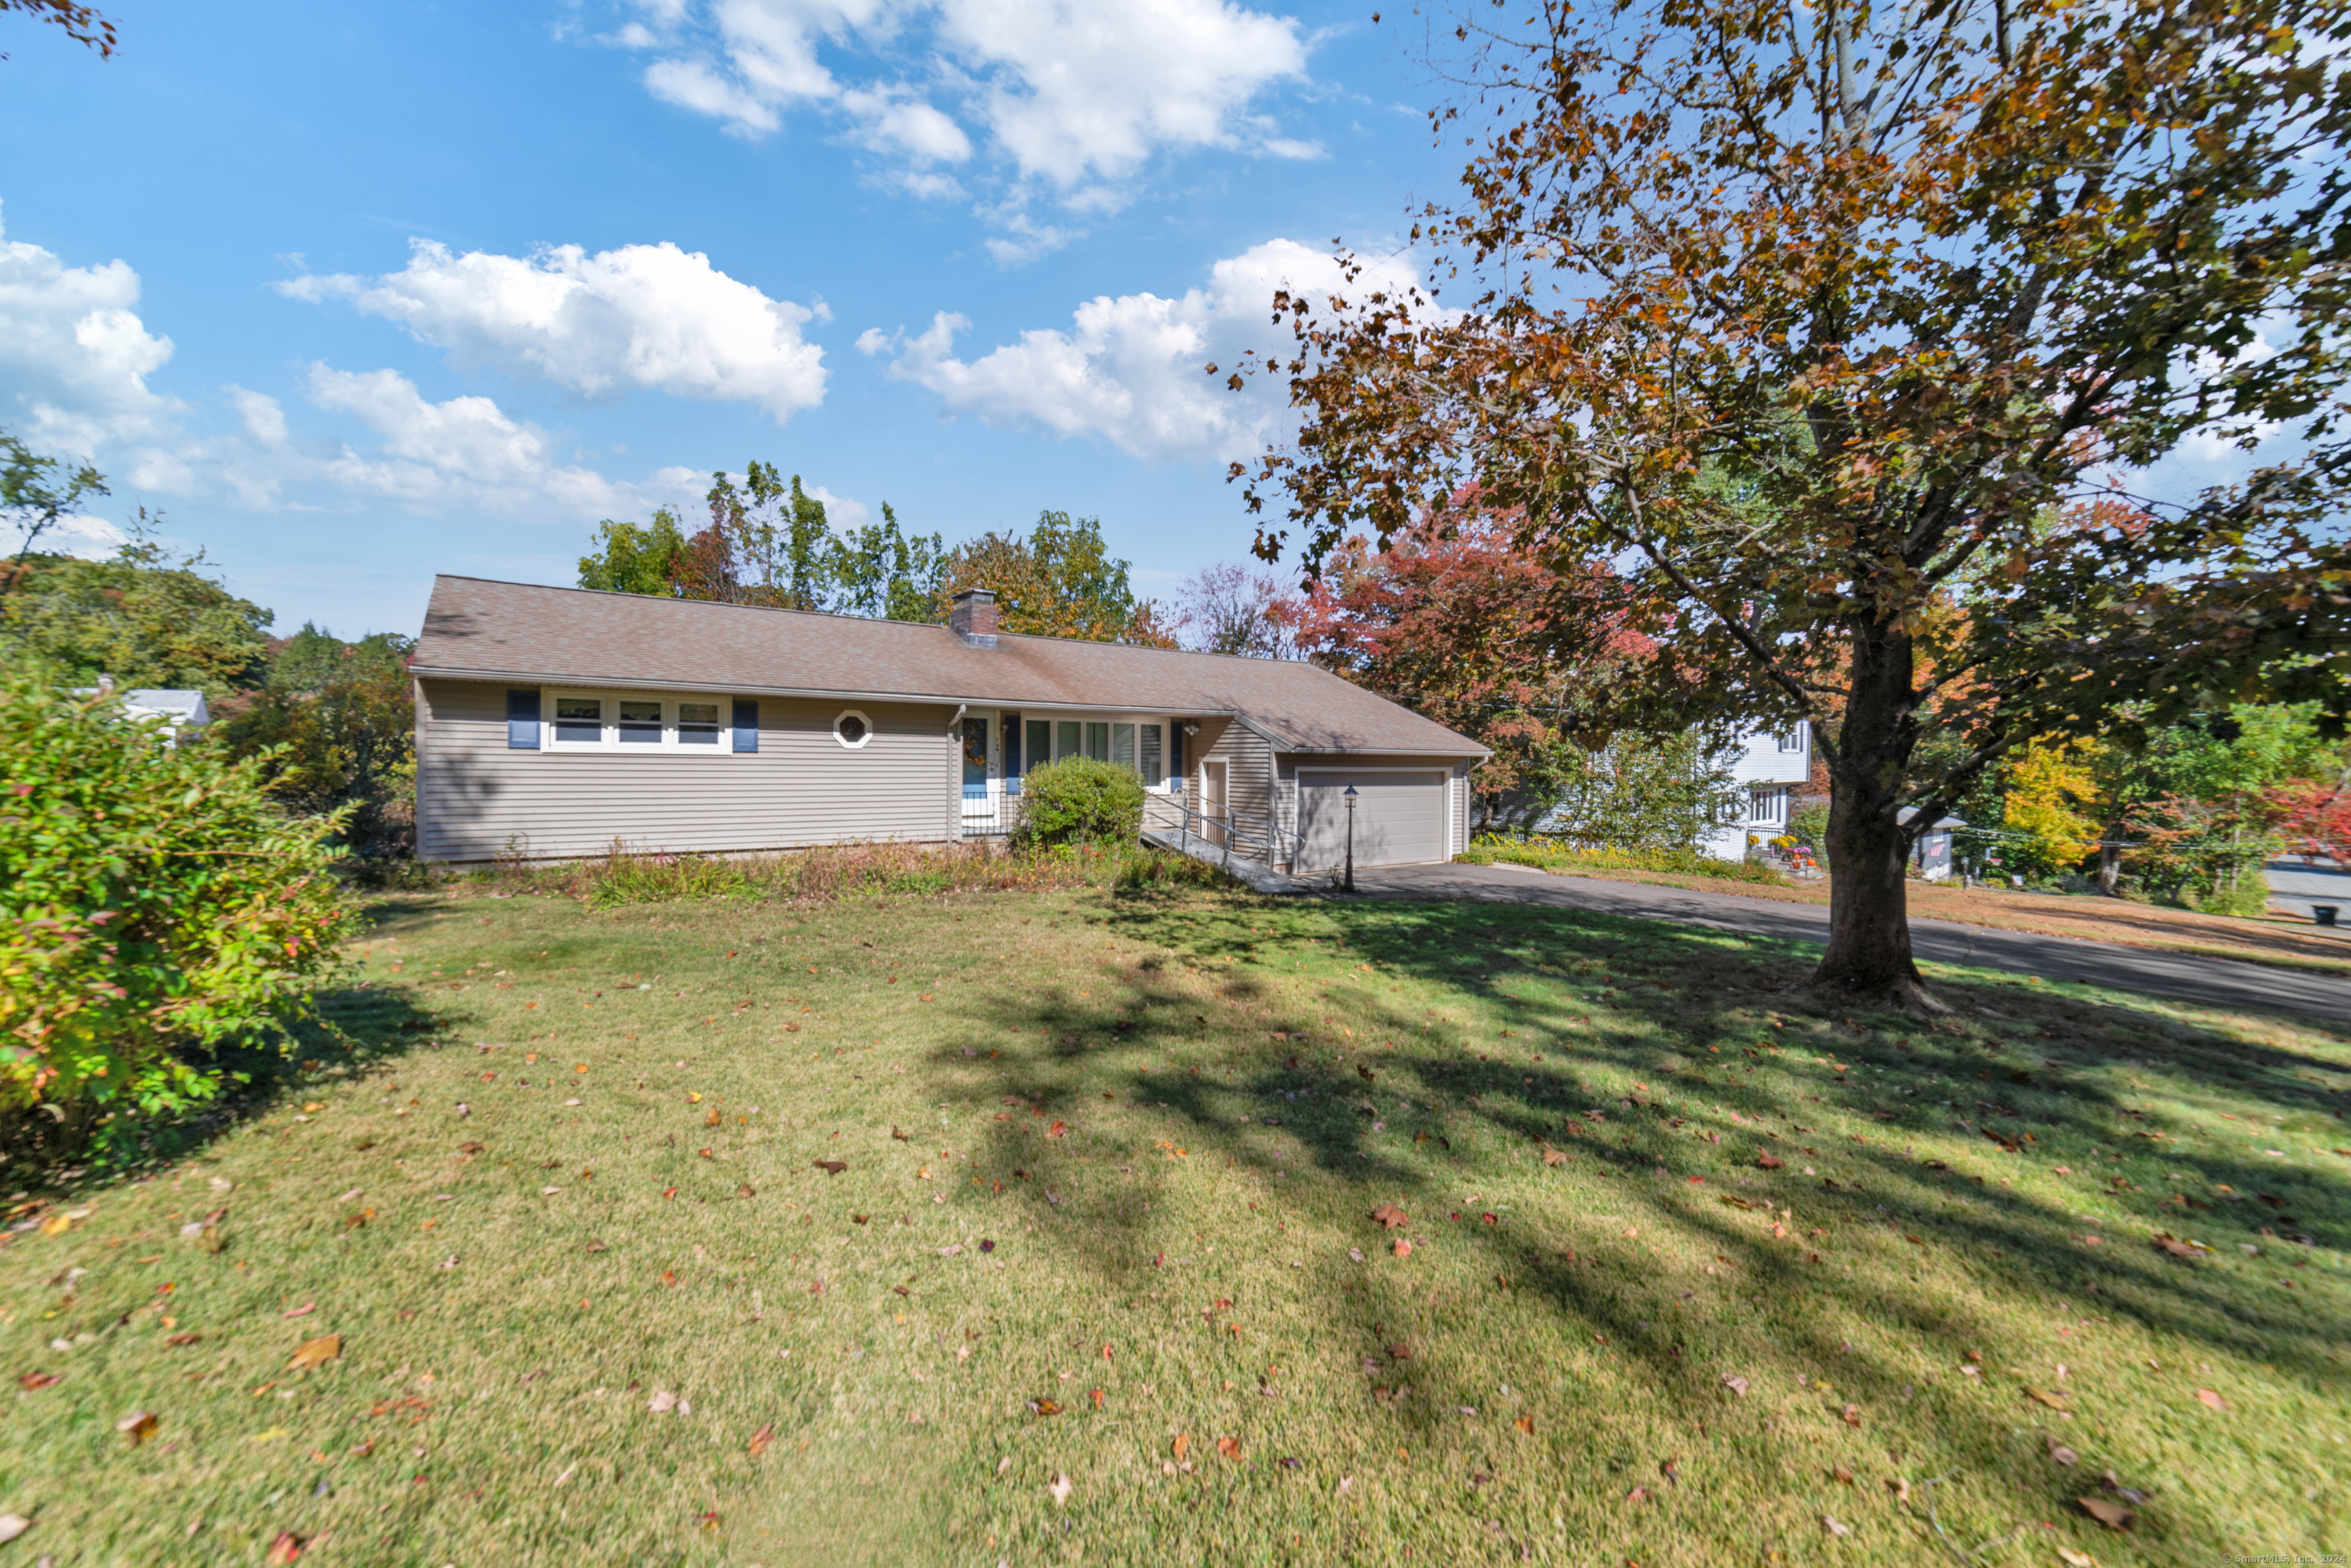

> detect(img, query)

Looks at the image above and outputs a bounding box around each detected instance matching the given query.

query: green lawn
[5,880,2346,1566]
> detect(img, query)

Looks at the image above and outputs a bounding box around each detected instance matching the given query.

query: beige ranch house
[411,578,1488,875]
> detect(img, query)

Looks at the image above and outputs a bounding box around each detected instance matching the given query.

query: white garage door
[1296,771,1447,872]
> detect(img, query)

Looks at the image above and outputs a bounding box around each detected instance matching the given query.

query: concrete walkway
[1343,861,2351,1025]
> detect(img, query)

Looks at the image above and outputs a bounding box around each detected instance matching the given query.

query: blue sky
[0,0,1456,638]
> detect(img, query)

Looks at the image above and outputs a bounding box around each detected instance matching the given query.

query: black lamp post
[1343,784,1358,893]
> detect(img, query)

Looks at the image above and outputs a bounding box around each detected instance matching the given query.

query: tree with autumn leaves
[580,468,1172,646]
[1237,0,2351,1009]
[1281,494,1741,839]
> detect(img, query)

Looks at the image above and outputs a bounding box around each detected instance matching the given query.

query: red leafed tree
[2268,779,2351,868]
[1285,492,1737,835]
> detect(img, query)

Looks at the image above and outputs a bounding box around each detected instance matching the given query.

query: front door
[961,712,996,830]
[1202,758,1228,847]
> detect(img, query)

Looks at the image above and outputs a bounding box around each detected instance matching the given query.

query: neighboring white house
[1700,722,1814,861]
[119,688,210,738]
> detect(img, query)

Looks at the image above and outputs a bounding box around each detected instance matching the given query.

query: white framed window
[1036,715,1172,788]
[833,708,874,749]
[677,700,722,745]
[550,693,608,747]
[1749,785,1788,825]
[1775,722,1808,754]
[543,690,742,752]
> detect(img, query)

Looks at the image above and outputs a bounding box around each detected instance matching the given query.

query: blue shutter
[506,689,541,750]
[732,698,758,753]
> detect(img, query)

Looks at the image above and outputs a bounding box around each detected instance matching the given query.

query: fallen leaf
[1215,1436,1241,1461]
[1821,1515,1850,1537]
[2048,1442,2079,1466]
[1884,1476,1910,1504]
[647,1390,680,1414]
[1388,1344,1412,1361]
[814,1160,848,1175]
[288,1335,342,1371]
[1393,1239,1413,1258]
[1720,1375,1749,1397]
[116,1410,159,1445]
[2056,1550,2097,1567]
[1832,1466,1854,1484]
[2027,1385,2073,1412]
[1371,1202,1409,1229]
[18,1371,60,1390]
[1514,1413,1534,1434]
[1048,1121,1068,1139]
[2195,1388,2227,1410]
[1626,1485,1650,1504]
[1172,1433,1189,1462]
[2075,1497,2134,1531]
[1841,1403,1861,1428]
[1029,1398,1062,1417]
[1758,1152,1785,1169]
[661,1270,679,1288]
[266,1531,306,1564]
[0,1516,28,1545]
[282,1303,316,1320]
[1542,1147,1567,1165]
[2151,1237,2197,1258]
[1048,1473,1073,1507]
[748,1424,775,1456]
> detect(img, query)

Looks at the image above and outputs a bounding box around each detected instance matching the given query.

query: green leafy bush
[1460,835,1792,885]
[1013,757,1146,848]
[0,676,360,1137]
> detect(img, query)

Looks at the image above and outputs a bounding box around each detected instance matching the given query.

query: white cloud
[0,204,182,455]
[279,238,828,422]
[302,364,701,517]
[227,386,289,445]
[941,0,1306,185]
[0,510,126,559]
[872,237,1433,465]
[618,0,1309,223]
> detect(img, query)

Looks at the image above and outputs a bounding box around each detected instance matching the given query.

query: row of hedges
[1459,835,1792,885]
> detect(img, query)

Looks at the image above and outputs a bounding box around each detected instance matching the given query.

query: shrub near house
[0,676,359,1147]
[1015,756,1146,848]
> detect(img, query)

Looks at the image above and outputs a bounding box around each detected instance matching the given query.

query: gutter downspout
[949,703,967,843]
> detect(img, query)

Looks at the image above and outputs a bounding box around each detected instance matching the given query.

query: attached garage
[1295,769,1449,872]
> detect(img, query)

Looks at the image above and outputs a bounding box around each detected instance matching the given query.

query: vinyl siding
[1451,764,1471,857]
[1192,719,1278,852]
[416,678,957,863]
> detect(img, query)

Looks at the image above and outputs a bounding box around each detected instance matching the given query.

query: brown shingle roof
[413,576,1486,757]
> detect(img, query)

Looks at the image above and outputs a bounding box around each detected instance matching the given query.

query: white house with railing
[1700,722,1814,861]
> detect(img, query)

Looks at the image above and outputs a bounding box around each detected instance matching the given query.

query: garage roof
[413,576,1488,758]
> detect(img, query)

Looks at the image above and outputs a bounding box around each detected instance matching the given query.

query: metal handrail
[1148,794,1301,872]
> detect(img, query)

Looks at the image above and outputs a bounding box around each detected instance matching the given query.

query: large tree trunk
[1808,621,1940,1012]
[2094,820,2126,895]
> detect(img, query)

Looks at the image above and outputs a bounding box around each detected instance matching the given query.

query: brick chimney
[949,588,999,647]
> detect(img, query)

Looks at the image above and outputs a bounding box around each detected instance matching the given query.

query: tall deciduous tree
[935,511,1176,646]
[1238,0,2351,1009]
[577,508,692,597]
[1173,562,1303,658]
[1,515,272,696]
[2,429,106,580]
[1281,497,1733,834]
[833,504,948,622]
[216,628,419,869]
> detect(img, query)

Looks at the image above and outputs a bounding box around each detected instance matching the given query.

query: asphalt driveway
[1347,861,2351,1025]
